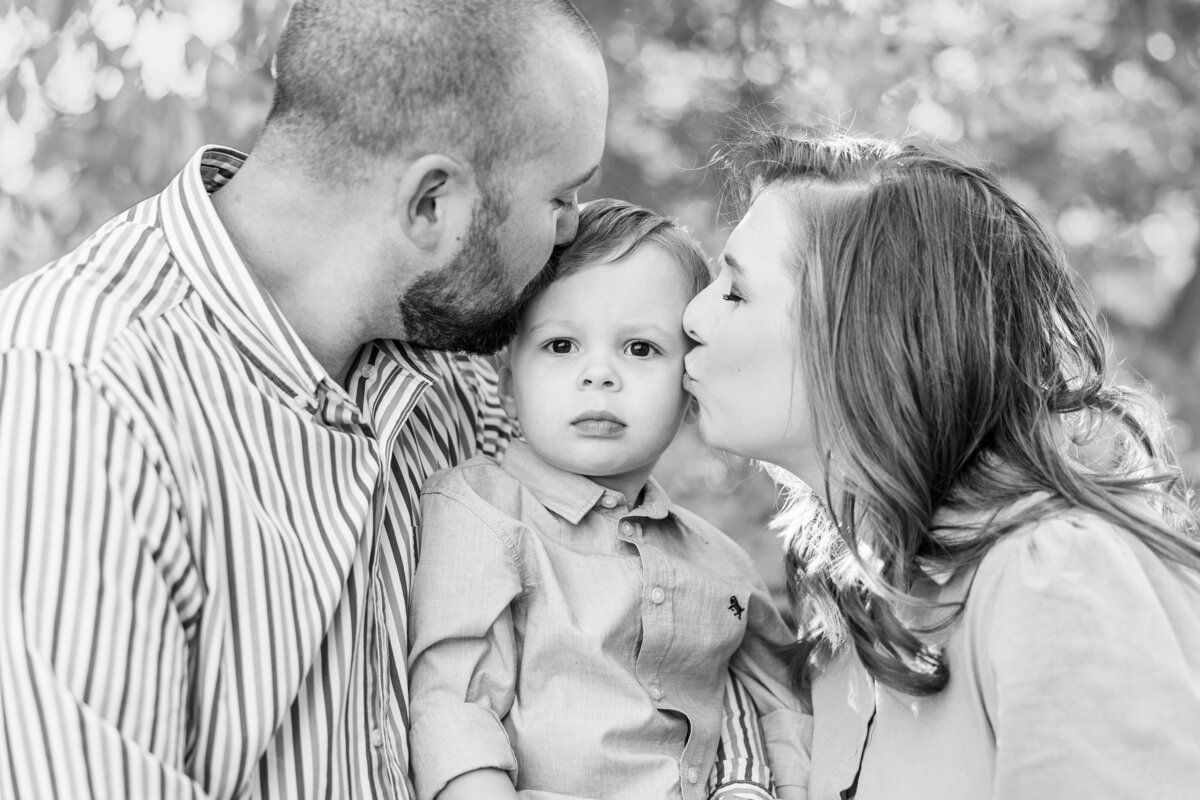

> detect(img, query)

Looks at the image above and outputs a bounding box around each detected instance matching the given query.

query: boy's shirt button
[619,521,637,537]
[649,683,664,701]
[600,494,618,509]
[650,587,665,604]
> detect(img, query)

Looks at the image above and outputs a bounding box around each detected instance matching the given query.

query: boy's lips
[571,410,625,437]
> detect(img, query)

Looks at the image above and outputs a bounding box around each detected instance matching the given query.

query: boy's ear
[497,348,519,422]
[395,154,472,251]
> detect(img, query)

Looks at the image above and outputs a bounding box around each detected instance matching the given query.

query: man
[0,1,606,797]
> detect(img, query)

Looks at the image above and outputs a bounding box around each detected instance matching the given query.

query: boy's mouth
[571,410,625,437]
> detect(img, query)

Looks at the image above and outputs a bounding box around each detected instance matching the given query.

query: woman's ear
[683,395,699,425]
[395,154,471,251]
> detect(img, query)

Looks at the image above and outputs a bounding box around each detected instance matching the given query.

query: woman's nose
[682,289,707,345]
[578,360,620,390]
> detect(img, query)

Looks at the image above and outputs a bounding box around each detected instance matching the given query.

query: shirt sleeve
[706,670,775,800]
[408,481,527,800]
[978,516,1200,799]
[0,352,208,798]
[724,568,812,796]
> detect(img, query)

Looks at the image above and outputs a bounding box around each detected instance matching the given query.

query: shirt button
[289,394,309,412]
[649,683,664,701]
[687,766,699,784]
[619,521,635,536]
[600,494,618,509]
[369,728,383,748]
[360,363,377,380]
[651,587,665,604]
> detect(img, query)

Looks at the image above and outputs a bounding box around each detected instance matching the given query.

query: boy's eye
[545,339,576,354]
[625,341,658,358]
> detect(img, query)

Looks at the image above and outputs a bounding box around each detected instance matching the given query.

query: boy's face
[504,243,695,499]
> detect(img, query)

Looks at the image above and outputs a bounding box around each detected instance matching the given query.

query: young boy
[408,200,808,800]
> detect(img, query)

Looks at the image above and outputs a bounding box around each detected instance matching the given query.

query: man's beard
[398,189,529,355]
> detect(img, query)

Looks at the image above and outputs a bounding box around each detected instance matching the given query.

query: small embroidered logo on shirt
[728,595,744,619]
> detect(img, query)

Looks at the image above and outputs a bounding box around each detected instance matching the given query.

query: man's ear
[395,154,471,251]
[497,348,519,422]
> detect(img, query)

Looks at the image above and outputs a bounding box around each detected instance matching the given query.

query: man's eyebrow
[559,164,600,194]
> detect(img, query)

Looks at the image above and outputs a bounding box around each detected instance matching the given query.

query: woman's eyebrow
[721,252,745,276]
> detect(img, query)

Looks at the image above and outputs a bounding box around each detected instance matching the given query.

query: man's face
[399,35,608,355]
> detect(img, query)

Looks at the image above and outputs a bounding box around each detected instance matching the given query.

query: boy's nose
[579,362,620,390]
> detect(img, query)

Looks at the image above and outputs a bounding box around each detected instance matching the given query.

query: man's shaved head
[263,0,600,182]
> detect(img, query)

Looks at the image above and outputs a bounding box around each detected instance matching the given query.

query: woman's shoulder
[963,501,1200,649]
[972,502,1177,588]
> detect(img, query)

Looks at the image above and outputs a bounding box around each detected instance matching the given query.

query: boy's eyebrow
[525,319,576,336]
[525,319,676,340]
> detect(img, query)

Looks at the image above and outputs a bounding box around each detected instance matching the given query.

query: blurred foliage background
[3,0,1199,593]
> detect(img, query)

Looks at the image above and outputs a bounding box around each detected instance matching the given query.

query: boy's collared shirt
[0,146,513,799]
[409,440,809,800]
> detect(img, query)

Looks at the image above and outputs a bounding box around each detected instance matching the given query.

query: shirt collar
[501,439,674,525]
[158,146,334,404]
[369,338,439,386]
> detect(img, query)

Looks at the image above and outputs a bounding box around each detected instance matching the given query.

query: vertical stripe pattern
[708,671,776,799]
[0,147,514,799]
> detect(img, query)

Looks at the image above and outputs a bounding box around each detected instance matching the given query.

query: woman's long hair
[725,131,1200,696]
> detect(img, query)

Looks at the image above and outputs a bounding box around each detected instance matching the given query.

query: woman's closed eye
[719,272,746,304]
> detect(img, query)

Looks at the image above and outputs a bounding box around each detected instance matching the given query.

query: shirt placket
[360,362,429,800]
[840,659,878,799]
[618,510,708,800]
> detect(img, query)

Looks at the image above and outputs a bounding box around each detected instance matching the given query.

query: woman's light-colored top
[409,440,807,800]
[805,506,1200,799]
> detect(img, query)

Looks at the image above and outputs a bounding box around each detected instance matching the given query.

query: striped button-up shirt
[0,146,514,799]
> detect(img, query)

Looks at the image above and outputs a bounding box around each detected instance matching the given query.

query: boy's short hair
[517,198,712,311]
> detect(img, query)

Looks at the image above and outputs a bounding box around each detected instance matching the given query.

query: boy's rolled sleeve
[409,482,527,800]
[409,703,517,799]
[758,707,812,796]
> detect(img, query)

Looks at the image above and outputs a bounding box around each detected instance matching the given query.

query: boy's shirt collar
[501,439,673,525]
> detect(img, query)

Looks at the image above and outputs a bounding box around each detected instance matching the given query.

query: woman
[681,131,1200,799]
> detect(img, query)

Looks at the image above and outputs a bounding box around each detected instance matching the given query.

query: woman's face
[682,187,816,476]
